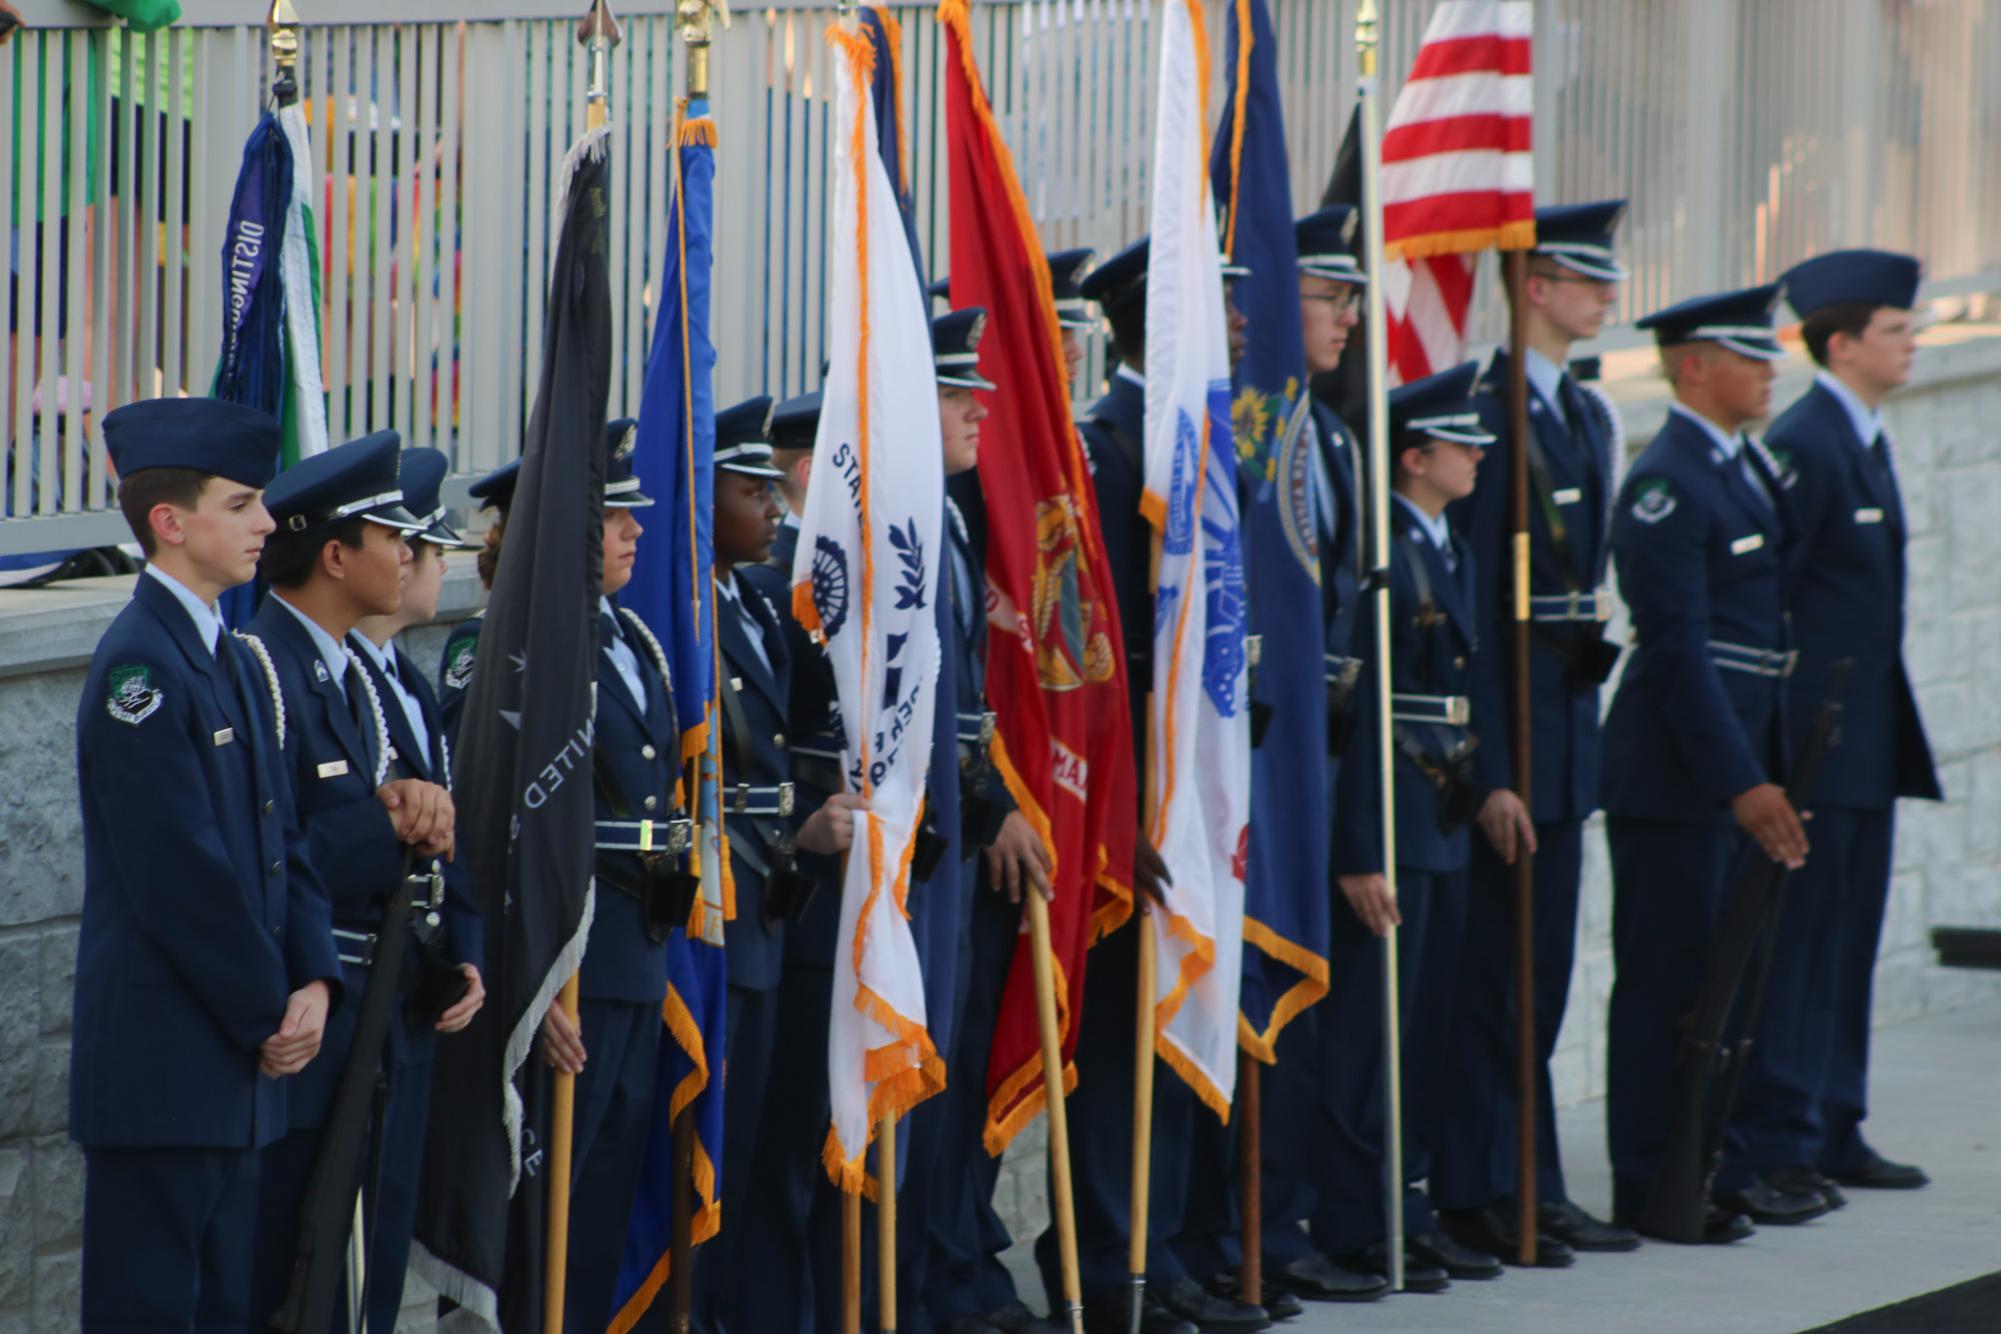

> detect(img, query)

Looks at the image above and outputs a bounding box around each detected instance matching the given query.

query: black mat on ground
[1800,1271,2001,1333]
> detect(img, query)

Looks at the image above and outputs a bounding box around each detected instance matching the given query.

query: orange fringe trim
[1237,916,1331,1063]
[678,115,717,149]
[1386,218,1538,263]
[1158,1030,1234,1123]
[871,4,911,196]
[1220,0,1252,261]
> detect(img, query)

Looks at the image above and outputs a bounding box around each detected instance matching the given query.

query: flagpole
[543,8,622,1333]
[1354,0,1404,1294]
[1129,867,1157,1334]
[836,12,863,1325]
[1027,891,1087,1334]
[878,1113,899,1334]
[267,0,301,106]
[1503,248,1540,1267]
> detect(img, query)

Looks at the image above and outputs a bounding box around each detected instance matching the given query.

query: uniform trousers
[1036,914,1194,1304]
[1732,806,1896,1174]
[691,982,780,1333]
[1605,817,1762,1201]
[922,883,1035,1321]
[1432,820,1585,1211]
[1293,867,1464,1257]
[565,998,664,1333]
[83,1144,261,1333]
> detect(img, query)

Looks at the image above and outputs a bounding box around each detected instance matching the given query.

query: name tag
[1553,487,1583,506]
[1855,507,1884,524]
[212,728,235,747]
[1730,534,1765,556]
[317,759,350,779]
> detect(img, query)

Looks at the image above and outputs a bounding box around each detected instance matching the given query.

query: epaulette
[231,632,287,750]
[617,606,673,691]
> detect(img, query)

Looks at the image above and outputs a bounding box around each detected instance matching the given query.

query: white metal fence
[2,0,1997,555]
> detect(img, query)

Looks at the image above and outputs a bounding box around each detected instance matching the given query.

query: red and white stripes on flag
[1380,0,1534,384]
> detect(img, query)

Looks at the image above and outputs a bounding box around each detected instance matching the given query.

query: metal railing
[2,0,1996,556]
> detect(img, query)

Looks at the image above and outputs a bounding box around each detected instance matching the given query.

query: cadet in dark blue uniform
[72,398,341,1331]
[436,457,520,739]
[1602,285,1817,1241]
[693,406,865,1333]
[1312,363,1502,1294]
[1434,202,1640,1262]
[1732,252,1939,1199]
[347,446,489,1331]
[245,431,458,1324]
[1257,206,1392,1306]
[922,258,1101,1334]
[1051,239,1263,1334]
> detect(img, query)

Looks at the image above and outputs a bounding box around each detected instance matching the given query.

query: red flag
[938,0,1138,1154]
[1378,0,1535,383]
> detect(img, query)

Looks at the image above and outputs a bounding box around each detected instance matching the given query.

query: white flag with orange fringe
[1139,0,1251,1119]
[793,20,948,1188]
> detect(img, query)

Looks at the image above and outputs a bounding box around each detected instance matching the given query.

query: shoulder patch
[106,664,163,725]
[443,635,479,692]
[1631,478,1678,525]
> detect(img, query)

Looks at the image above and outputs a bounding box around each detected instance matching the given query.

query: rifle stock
[270,852,432,1331]
[1638,658,1853,1243]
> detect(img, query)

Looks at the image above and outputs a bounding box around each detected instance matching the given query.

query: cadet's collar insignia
[106,665,163,726]
[313,658,331,683]
[1632,478,1677,525]
[443,637,478,692]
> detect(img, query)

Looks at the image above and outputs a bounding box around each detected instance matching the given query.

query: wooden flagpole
[1027,892,1087,1333]
[1237,1054,1262,1307]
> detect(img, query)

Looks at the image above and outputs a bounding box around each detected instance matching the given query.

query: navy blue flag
[409,126,614,1330]
[1212,0,1331,1058]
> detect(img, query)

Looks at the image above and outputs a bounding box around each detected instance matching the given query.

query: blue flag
[608,98,729,1328]
[1212,0,1331,1058]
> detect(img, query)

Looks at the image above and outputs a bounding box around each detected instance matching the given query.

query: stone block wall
[1,333,1996,1322]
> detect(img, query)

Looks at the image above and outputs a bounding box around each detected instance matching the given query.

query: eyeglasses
[1302,291,1361,313]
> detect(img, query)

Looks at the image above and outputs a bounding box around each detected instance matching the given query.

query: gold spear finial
[677,0,732,101]
[268,0,301,104]
[1356,0,1379,78]
[578,0,622,130]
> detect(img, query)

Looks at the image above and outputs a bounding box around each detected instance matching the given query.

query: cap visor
[364,504,429,533]
[1300,264,1368,286]
[1428,427,1497,448]
[420,519,474,548]
[1716,335,1785,362]
[1548,254,1629,282]
[718,462,786,480]
[606,491,657,508]
[938,372,998,391]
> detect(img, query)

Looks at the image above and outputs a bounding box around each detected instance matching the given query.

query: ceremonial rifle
[270,850,435,1332]
[1638,657,1853,1243]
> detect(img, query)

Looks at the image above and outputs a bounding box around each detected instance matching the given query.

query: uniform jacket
[436,609,483,743]
[716,572,795,992]
[350,637,485,976]
[584,604,681,1004]
[70,575,339,1148]
[1599,409,1791,822]
[1451,350,1615,823]
[1314,399,1366,758]
[1767,379,1939,809]
[1079,373,1152,774]
[1333,510,1481,876]
[248,595,414,1128]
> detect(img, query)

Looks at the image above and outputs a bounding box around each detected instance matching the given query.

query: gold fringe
[1385,218,1538,263]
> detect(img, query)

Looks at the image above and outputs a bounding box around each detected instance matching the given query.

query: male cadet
[1602,285,1818,1241]
[245,430,458,1322]
[72,398,340,1331]
[436,456,519,737]
[921,256,1101,1334]
[346,446,488,1331]
[693,401,865,1333]
[1731,251,1938,1200]
[1433,202,1641,1262]
[1315,362,1502,1295]
[1056,237,1267,1334]
[1256,204,1391,1306]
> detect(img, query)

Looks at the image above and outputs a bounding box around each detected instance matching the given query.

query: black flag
[410,127,613,1330]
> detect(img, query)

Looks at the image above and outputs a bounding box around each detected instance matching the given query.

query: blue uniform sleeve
[1611,473,1769,804]
[1767,424,1835,597]
[79,652,294,1052]
[1450,395,1516,795]
[437,618,483,749]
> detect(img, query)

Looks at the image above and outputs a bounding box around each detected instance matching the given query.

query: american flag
[1381,0,1535,384]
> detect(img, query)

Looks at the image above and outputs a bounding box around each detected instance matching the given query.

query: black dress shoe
[943,1318,1005,1334]
[983,1300,1067,1334]
[1714,1175,1829,1225]
[1537,1198,1641,1252]
[1438,1205,1576,1268]
[1767,1165,1847,1211]
[1155,1277,1271,1332]
[1614,1195,1756,1245]
[1828,1148,1929,1190]
[1332,1243,1450,1294]
[1262,1253,1388,1303]
[1408,1230,1505,1280]
[1199,1273,1301,1321]
[1080,1287,1198,1334]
